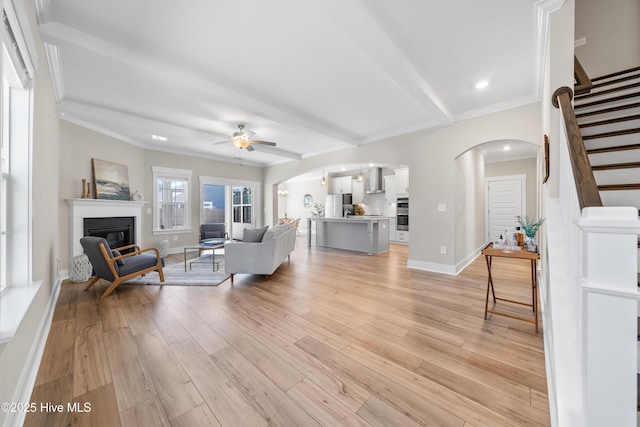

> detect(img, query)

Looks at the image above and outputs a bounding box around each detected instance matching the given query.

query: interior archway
[453,139,540,268]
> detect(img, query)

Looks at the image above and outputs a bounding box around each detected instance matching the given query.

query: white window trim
[0,0,42,352]
[199,176,261,239]
[152,166,192,235]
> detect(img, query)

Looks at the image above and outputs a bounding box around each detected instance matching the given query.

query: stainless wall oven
[396,198,408,231]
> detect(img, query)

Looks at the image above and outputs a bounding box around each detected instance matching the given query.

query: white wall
[277,179,328,228]
[575,0,640,77]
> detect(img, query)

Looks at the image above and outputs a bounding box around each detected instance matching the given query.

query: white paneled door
[485,175,526,242]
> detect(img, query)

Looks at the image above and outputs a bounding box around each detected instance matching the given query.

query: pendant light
[320,168,327,186]
[357,164,363,182]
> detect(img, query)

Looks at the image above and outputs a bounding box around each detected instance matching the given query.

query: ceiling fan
[212,124,277,151]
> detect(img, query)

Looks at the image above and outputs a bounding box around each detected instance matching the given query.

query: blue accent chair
[80,236,165,299]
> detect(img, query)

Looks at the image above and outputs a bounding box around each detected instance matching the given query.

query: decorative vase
[155,239,170,258]
[70,254,93,282]
[526,236,537,252]
[81,179,87,198]
[86,182,91,199]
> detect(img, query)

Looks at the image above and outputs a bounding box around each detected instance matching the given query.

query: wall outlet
[437,203,447,212]
[173,235,178,241]
[440,246,447,254]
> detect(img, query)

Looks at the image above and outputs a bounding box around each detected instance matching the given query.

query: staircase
[574,66,640,205]
[572,65,640,414]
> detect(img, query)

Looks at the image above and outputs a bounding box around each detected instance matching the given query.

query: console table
[482,242,540,333]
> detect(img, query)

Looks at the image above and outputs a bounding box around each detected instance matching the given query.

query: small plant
[517,215,545,238]
[311,203,325,217]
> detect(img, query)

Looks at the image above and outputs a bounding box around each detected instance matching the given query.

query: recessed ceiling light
[152,134,168,142]
[475,81,489,89]
[503,145,511,151]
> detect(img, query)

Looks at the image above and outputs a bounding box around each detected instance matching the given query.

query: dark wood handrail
[574,56,593,95]
[552,86,603,210]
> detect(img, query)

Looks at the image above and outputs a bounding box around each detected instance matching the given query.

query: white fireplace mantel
[66,198,147,261]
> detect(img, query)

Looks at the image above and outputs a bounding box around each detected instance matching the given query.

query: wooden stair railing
[574,55,594,95]
[552,86,603,210]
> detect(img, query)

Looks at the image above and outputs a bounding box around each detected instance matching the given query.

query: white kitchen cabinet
[331,176,352,194]
[395,168,409,196]
[384,175,396,204]
[352,178,364,203]
[396,230,409,243]
[388,217,397,241]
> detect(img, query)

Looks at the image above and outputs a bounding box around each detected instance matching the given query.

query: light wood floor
[26,239,549,426]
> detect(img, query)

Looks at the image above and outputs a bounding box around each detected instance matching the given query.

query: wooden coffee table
[183,239,228,272]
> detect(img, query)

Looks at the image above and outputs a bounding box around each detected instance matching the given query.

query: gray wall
[58,121,146,268]
[575,0,640,77]
[265,102,542,271]
[58,121,264,267]
[485,157,539,220]
[454,147,486,266]
[0,0,60,424]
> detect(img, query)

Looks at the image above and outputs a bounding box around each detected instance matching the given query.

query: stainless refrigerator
[325,194,353,218]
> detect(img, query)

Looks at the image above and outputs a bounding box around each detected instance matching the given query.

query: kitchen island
[307,217,390,255]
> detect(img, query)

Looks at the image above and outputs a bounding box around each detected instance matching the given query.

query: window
[152,166,192,234]
[1,6,35,294]
[0,78,7,293]
[232,186,253,224]
[202,183,225,224]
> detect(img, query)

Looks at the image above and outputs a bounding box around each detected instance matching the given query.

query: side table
[482,242,540,333]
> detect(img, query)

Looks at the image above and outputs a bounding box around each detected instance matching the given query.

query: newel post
[577,206,640,426]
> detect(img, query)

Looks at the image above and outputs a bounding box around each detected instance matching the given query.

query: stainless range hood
[366,167,384,193]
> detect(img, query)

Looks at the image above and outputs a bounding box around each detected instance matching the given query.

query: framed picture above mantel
[91,158,131,200]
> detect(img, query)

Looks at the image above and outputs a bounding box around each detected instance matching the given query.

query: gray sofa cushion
[243,225,268,242]
[204,230,223,239]
[262,223,288,242]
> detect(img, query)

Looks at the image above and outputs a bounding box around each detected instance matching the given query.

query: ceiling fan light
[233,139,250,149]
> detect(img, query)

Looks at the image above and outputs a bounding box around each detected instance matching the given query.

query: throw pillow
[243,225,268,242]
[204,230,223,239]
[111,250,125,266]
[261,229,275,242]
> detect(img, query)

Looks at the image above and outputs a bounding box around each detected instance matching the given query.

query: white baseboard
[4,277,62,427]
[454,245,483,275]
[407,259,457,275]
[407,244,483,276]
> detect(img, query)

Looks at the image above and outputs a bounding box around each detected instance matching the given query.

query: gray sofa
[224,222,297,283]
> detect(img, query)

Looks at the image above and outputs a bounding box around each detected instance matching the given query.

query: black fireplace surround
[83,217,135,253]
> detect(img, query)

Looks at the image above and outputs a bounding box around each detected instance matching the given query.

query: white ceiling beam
[248,144,302,161]
[59,100,303,161]
[38,21,362,146]
[315,1,454,126]
[58,100,228,142]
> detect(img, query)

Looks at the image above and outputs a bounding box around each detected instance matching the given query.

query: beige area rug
[125,254,230,287]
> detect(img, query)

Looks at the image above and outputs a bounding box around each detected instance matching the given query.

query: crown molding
[43,43,64,101]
